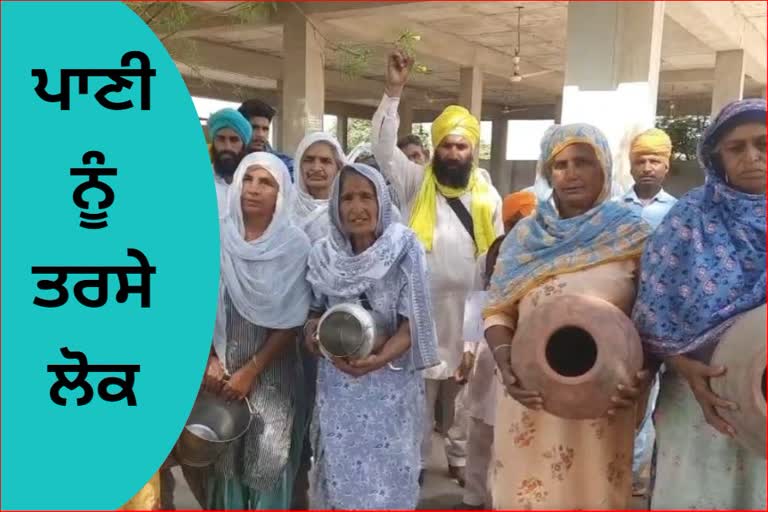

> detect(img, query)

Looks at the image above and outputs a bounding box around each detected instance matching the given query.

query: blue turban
[208,108,252,145]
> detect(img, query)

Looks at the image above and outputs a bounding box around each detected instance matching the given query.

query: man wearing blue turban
[208,108,252,218]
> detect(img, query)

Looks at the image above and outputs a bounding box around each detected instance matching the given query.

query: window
[479,121,492,161]
[323,115,338,138]
[347,118,372,149]
[506,120,555,160]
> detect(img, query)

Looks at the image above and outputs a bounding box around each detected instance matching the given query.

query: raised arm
[371,51,424,206]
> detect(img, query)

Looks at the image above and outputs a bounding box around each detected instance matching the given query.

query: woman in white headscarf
[291,132,346,243]
[206,152,312,509]
[305,163,439,510]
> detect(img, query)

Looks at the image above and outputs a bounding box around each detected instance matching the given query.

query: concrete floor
[170,433,650,510]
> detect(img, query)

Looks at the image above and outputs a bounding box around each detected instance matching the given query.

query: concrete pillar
[398,100,414,140]
[554,95,563,124]
[711,50,745,116]
[561,1,665,194]
[337,115,349,153]
[489,119,509,193]
[281,12,325,155]
[272,80,283,149]
[459,66,483,120]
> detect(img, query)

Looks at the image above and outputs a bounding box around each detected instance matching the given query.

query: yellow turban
[630,128,672,164]
[409,106,494,256]
[431,105,481,149]
[502,191,536,225]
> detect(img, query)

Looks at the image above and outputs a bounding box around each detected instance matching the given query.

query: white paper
[462,291,489,343]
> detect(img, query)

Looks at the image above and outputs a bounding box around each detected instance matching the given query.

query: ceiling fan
[510,6,558,83]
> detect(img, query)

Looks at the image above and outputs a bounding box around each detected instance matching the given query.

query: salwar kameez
[488,261,641,509]
[650,371,766,509]
[207,293,306,510]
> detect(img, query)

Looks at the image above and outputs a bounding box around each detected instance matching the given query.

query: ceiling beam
[165,38,444,106]
[665,1,766,83]
[660,68,713,83]
[297,1,423,20]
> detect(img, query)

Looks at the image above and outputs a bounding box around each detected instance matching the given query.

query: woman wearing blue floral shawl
[482,124,652,508]
[304,163,439,509]
[633,99,766,508]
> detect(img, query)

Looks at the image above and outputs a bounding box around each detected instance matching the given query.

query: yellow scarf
[409,165,496,255]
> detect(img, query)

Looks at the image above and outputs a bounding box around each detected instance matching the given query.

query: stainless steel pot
[174,390,253,467]
[317,302,389,360]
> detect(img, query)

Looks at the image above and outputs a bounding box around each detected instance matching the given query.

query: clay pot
[509,294,643,419]
[709,304,766,457]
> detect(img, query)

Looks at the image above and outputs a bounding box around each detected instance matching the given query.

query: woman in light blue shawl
[633,99,766,508]
[206,152,312,510]
[305,162,439,510]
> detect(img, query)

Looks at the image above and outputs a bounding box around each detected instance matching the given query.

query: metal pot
[318,302,389,360]
[709,304,766,457]
[174,390,253,467]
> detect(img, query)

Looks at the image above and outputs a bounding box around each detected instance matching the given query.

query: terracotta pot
[709,304,766,458]
[509,294,643,419]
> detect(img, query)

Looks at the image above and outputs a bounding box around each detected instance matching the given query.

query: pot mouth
[545,325,598,379]
[319,310,368,358]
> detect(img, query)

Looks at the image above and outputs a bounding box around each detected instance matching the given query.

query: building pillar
[398,100,414,140]
[489,119,509,193]
[281,12,325,155]
[561,1,665,193]
[337,115,349,153]
[711,49,745,116]
[459,66,483,120]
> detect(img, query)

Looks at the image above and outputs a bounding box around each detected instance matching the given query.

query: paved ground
[170,433,649,509]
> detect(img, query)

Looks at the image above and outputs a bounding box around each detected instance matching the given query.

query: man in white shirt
[208,108,252,218]
[621,128,677,229]
[371,50,503,486]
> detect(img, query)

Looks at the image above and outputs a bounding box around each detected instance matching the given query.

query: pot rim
[318,302,378,360]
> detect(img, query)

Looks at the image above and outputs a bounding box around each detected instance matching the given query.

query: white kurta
[464,255,497,426]
[214,173,228,220]
[372,94,503,380]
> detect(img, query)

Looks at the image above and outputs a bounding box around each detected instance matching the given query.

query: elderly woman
[291,132,346,243]
[287,132,345,508]
[304,163,439,509]
[205,152,311,509]
[483,124,652,509]
[633,99,766,509]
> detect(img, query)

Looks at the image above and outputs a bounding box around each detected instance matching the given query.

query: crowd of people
[123,50,766,510]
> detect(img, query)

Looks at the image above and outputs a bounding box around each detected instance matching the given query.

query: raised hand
[385,49,414,98]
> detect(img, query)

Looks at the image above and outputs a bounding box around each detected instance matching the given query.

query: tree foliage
[347,118,373,150]
[656,114,709,162]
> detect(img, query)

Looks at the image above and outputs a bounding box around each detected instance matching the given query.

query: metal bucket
[174,390,253,467]
[318,302,389,360]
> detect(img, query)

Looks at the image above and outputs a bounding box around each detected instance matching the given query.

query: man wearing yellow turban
[621,128,678,229]
[371,50,503,487]
[622,127,678,497]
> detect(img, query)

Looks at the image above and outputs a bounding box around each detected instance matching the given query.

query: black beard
[213,149,243,182]
[433,153,473,188]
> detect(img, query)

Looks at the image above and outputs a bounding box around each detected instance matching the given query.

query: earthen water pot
[709,304,766,457]
[509,293,643,419]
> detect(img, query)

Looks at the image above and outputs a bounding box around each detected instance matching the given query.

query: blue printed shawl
[632,99,767,356]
